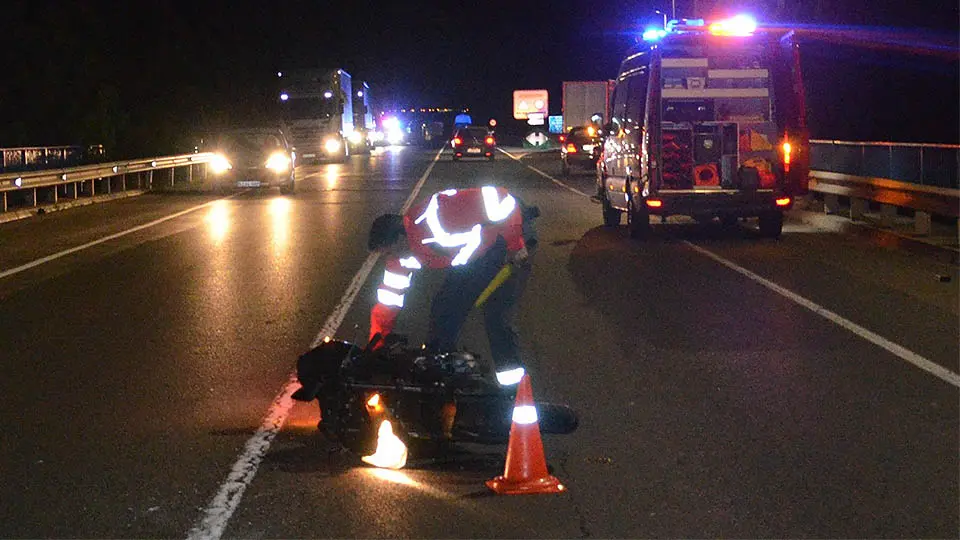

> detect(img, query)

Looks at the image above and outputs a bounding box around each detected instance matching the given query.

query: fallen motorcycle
[291,334,578,468]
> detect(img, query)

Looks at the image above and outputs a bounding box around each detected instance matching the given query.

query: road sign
[527,113,545,126]
[513,89,548,120]
[524,130,548,147]
[548,115,563,134]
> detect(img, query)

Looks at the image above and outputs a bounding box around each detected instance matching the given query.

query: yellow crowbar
[474,264,514,308]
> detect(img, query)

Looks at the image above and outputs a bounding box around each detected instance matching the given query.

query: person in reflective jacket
[367,186,538,387]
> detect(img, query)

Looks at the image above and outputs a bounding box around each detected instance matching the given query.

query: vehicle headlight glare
[210,154,232,174]
[265,152,291,172]
[324,138,342,154]
[347,131,362,144]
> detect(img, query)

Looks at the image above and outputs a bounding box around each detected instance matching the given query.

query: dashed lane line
[185,146,445,540]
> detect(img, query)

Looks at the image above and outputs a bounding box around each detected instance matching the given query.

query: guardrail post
[2,192,6,212]
[30,187,37,208]
[915,211,932,236]
[169,167,175,187]
[824,193,840,214]
[147,170,153,190]
[850,197,867,221]
[188,164,193,183]
[880,203,897,228]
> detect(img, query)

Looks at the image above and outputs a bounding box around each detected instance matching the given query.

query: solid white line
[506,150,957,388]
[498,148,591,197]
[685,241,960,389]
[0,197,234,281]
[186,146,445,540]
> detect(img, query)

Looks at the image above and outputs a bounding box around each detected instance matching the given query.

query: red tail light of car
[452,137,462,146]
[565,143,577,153]
[558,134,566,143]
[485,136,495,146]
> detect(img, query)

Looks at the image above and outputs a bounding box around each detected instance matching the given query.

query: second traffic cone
[486,374,565,495]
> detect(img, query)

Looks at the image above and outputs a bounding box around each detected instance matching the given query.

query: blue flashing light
[642,28,667,41]
[280,93,289,101]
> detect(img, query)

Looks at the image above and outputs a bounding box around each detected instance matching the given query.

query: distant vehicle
[560,125,601,176]
[200,126,296,194]
[562,81,611,132]
[597,15,809,239]
[451,126,496,161]
[277,68,354,163]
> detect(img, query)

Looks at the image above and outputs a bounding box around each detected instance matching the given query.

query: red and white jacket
[369,186,526,342]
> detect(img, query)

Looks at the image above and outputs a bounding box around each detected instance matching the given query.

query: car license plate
[237,180,261,188]
[582,144,595,152]
[467,148,482,153]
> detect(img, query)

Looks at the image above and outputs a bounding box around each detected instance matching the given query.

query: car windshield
[567,127,597,142]
[459,128,490,141]
[207,131,283,155]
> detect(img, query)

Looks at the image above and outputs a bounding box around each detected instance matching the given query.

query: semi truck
[351,80,375,153]
[277,68,354,162]
[562,81,613,132]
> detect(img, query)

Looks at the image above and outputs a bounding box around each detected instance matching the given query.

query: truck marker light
[646,199,663,208]
[775,197,791,207]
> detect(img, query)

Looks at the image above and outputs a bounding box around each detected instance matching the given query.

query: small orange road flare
[486,374,565,495]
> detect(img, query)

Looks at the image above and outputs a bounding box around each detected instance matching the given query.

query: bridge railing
[808,140,959,235]
[0,152,216,216]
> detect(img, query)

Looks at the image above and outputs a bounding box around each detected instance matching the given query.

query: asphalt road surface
[1,145,957,538]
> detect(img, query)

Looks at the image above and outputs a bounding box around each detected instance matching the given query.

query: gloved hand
[511,246,529,265]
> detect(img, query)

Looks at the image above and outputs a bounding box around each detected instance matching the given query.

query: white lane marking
[0,197,236,281]
[186,146,445,540]
[502,153,959,388]
[685,241,960,388]
[498,148,591,197]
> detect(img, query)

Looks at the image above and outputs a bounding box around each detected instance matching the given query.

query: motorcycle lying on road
[291,334,579,468]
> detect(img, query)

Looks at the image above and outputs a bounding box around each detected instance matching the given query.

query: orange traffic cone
[486,374,565,495]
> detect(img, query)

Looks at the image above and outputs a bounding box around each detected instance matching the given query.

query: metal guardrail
[0,152,216,214]
[810,139,959,190]
[808,140,959,235]
[1,145,105,173]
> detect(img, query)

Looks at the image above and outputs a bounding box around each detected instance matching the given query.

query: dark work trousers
[426,236,531,373]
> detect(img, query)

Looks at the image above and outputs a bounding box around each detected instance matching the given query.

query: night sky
[1,0,956,157]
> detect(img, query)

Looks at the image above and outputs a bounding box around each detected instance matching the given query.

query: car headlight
[324,138,342,154]
[347,131,362,145]
[265,152,291,172]
[210,154,232,174]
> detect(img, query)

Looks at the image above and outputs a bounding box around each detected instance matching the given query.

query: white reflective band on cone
[512,405,538,425]
[377,289,404,307]
[496,367,525,386]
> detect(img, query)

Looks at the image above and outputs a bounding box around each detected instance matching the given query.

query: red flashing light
[452,137,462,146]
[485,136,495,145]
[558,134,566,143]
[565,143,577,153]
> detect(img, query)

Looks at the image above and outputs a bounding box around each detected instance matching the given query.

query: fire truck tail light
[782,140,792,172]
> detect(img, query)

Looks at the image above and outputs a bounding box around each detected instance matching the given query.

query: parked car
[560,125,601,176]
[451,126,496,161]
[199,126,296,194]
